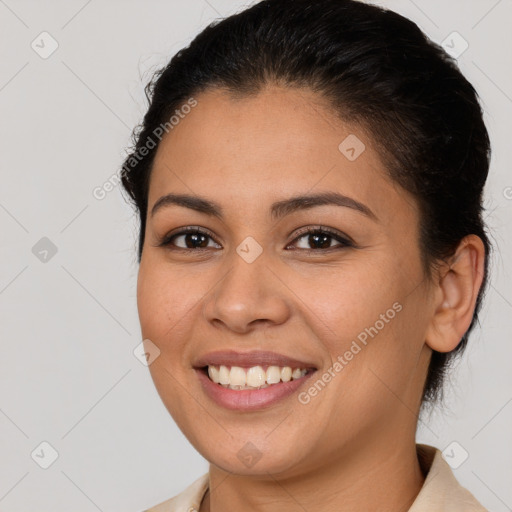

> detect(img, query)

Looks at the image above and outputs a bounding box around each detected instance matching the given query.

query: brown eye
[159,227,221,251]
[288,227,353,251]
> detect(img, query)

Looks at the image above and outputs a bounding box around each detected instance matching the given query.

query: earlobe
[425,235,486,353]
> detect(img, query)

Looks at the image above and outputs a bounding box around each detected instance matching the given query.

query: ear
[425,234,486,353]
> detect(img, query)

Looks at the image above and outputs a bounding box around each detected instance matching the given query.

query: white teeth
[266,365,281,384]
[281,367,292,382]
[291,368,303,379]
[208,366,219,382]
[206,364,308,388]
[229,366,246,386]
[218,365,230,385]
[246,366,266,387]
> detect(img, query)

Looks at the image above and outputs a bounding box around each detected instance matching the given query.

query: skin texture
[137,86,485,512]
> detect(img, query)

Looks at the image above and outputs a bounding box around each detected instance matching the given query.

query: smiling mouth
[199,364,315,390]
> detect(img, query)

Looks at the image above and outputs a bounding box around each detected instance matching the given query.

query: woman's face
[137,86,434,476]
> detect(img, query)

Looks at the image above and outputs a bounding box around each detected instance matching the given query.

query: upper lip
[193,350,318,370]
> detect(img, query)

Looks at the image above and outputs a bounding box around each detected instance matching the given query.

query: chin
[195,438,311,477]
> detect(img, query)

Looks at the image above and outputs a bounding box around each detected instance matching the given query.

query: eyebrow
[150,191,377,222]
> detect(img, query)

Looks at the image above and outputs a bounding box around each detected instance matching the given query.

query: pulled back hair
[120,0,492,405]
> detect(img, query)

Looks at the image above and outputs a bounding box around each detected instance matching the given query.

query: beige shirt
[145,444,487,512]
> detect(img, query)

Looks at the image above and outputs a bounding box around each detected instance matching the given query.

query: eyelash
[157,225,354,253]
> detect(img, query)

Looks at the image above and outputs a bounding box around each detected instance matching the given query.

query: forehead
[149,86,416,224]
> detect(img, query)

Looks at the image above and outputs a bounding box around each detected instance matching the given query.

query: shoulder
[143,473,209,512]
[409,443,488,512]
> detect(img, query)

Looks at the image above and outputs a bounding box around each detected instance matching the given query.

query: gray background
[0,0,510,511]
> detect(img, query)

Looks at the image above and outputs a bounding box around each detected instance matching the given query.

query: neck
[200,435,425,512]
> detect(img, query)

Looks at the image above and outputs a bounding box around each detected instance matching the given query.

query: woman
[120,0,491,510]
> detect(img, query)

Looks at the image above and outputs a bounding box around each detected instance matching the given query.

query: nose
[202,251,291,334]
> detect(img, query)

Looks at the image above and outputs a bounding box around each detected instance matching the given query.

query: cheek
[136,260,198,419]
[136,259,192,347]
[306,255,424,379]
[302,260,400,338]
[136,256,222,372]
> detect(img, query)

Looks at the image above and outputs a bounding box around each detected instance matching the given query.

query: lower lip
[195,369,316,411]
